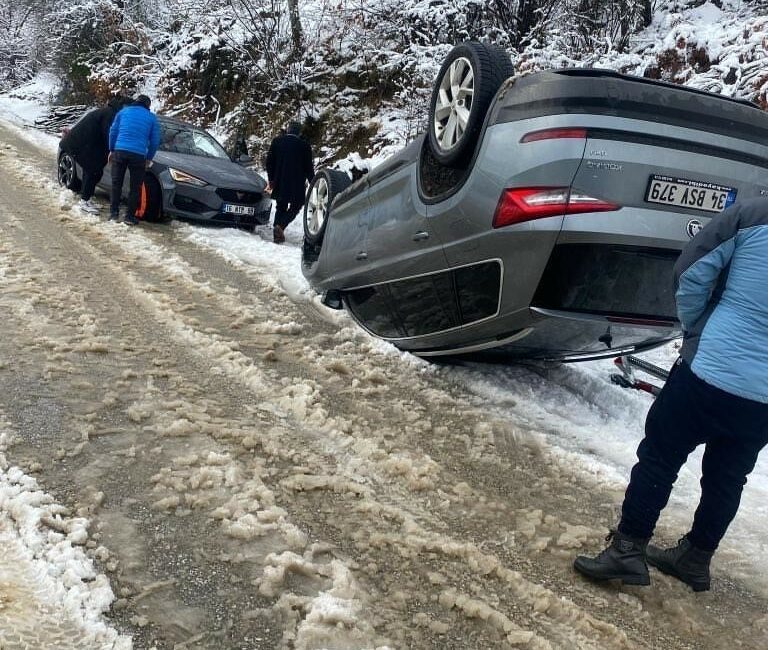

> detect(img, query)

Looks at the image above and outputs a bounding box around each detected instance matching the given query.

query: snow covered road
[0,120,767,650]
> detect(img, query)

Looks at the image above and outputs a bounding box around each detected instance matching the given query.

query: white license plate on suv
[645,175,737,213]
[223,204,256,216]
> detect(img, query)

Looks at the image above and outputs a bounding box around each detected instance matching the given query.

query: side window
[345,261,501,339]
[455,261,501,323]
[388,273,459,337]
[345,285,403,338]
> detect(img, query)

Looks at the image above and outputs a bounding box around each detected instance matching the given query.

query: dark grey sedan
[58,115,271,229]
[302,42,768,362]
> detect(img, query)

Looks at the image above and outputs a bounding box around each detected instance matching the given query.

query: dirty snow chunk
[277,380,328,424]
[383,452,439,491]
[224,513,278,540]
[151,495,181,511]
[259,551,324,597]
[255,320,304,335]
[281,473,371,497]
[555,524,594,549]
[263,551,392,650]
[439,588,548,649]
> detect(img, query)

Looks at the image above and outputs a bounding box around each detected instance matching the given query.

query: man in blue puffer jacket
[108,94,160,224]
[574,197,768,592]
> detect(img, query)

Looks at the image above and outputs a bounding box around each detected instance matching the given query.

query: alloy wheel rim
[433,56,475,151]
[307,177,329,236]
[58,155,73,186]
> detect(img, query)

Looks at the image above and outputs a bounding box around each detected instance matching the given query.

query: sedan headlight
[169,168,208,186]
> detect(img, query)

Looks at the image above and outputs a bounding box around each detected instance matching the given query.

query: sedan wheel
[57,152,80,191]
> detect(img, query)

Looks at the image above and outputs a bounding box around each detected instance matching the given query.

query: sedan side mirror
[236,154,253,164]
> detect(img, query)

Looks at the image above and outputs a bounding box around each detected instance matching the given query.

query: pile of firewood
[34,105,88,135]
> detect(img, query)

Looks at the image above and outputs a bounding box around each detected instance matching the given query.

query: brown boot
[273,224,285,244]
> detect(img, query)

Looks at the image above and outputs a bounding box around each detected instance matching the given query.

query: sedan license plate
[645,175,736,213]
[223,203,256,216]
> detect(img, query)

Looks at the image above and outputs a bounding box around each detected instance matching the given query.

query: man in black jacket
[265,121,314,243]
[60,96,126,214]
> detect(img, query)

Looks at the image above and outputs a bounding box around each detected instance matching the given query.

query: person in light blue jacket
[574,197,768,592]
[108,94,160,224]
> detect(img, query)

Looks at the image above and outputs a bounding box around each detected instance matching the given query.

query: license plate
[223,203,256,216]
[645,175,736,213]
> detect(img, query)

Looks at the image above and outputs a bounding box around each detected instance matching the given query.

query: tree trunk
[514,0,539,48]
[642,0,652,27]
[286,0,303,57]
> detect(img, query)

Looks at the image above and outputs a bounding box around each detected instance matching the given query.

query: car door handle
[356,252,368,261]
[412,231,429,241]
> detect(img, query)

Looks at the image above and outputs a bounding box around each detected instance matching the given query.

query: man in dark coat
[265,121,314,244]
[60,96,125,214]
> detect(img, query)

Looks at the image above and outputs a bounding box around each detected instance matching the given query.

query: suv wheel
[428,42,514,168]
[303,169,352,246]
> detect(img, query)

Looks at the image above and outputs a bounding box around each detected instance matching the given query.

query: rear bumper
[531,243,680,321]
[401,309,679,361]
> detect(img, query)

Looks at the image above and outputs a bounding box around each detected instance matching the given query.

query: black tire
[303,169,352,246]
[428,41,514,168]
[57,151,81,191]
[141,176,165,222]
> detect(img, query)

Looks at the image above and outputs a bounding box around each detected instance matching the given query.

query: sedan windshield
[159,124,229,159]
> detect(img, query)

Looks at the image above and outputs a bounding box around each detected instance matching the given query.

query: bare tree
[286,0,303,56]
[0,0,52,89]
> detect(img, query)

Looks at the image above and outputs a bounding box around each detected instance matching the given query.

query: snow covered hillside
[3,1,768,164]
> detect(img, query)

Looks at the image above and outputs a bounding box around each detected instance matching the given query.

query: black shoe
[108,213,119,221]
[273,224,285,244]
[123,215,140,226]
[574,530,650,586]
[647,536,712,592]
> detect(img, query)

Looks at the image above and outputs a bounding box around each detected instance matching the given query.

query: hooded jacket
[109,104,161,160]
[60,99,122,173]
[675,197,768,403]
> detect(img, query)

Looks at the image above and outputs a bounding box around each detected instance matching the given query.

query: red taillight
[520,128,587,143]
[492,187,620,228]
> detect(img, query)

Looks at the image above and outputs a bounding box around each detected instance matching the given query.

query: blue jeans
[619,360,768,551]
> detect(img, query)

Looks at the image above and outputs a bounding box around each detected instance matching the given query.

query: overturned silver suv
[302,41,768,361]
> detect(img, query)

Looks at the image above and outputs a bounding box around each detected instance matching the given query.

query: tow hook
[322,290,343,310]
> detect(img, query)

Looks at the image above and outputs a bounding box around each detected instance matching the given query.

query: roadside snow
[0,414,130,649]
[0,74,59,127]
[174,214,768,594]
